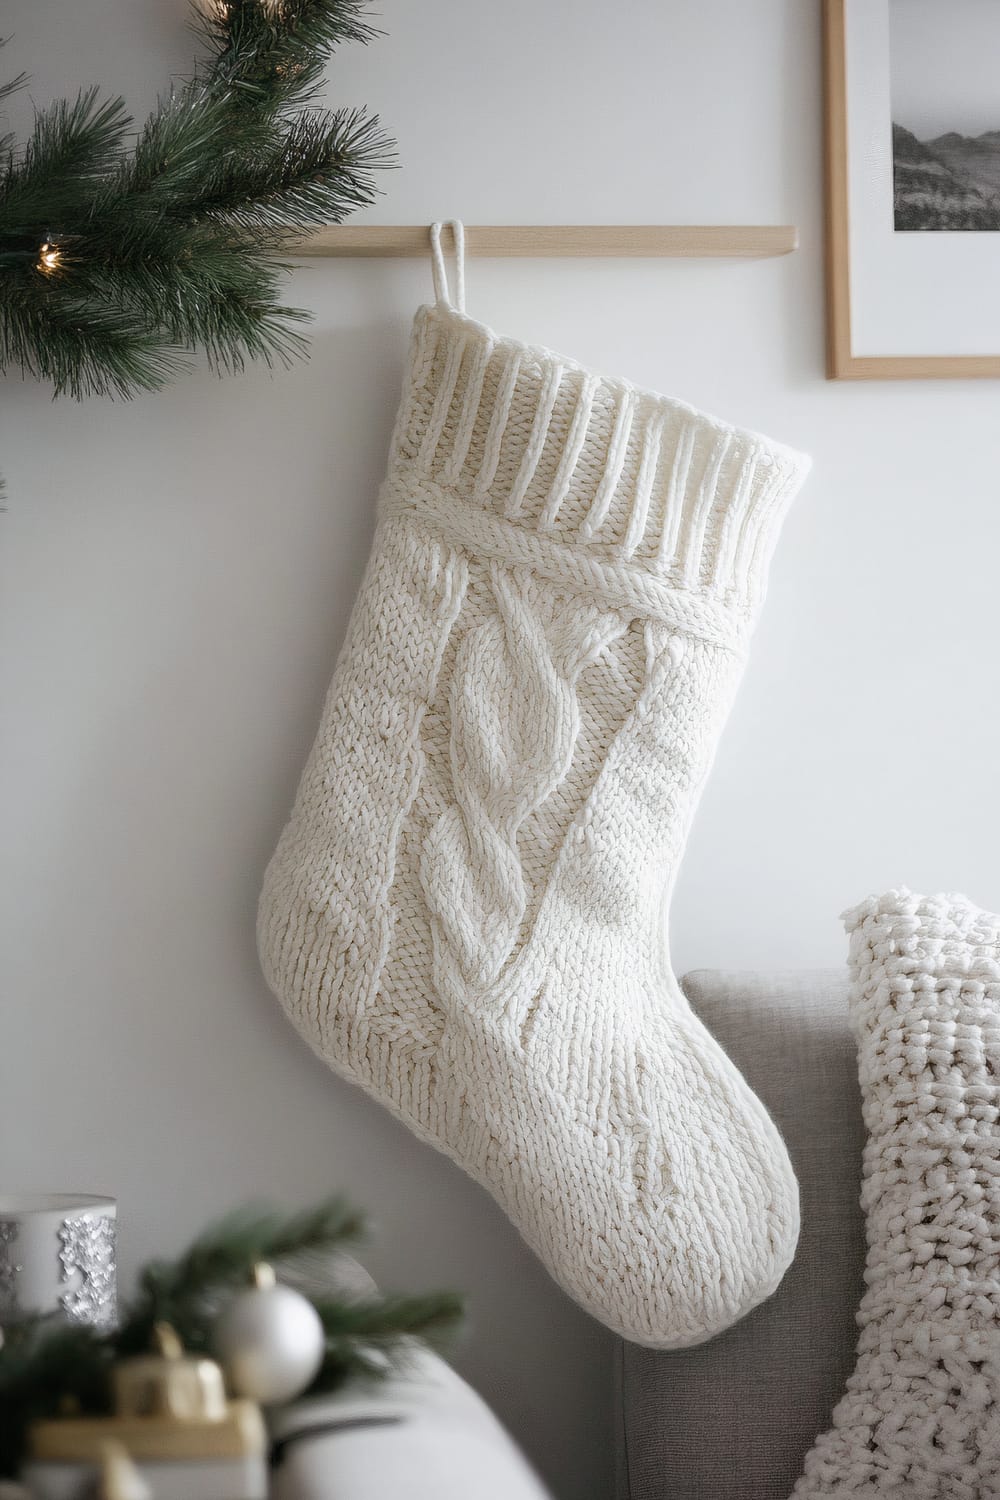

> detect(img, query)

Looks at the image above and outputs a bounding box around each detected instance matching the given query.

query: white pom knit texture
[794,889,1000,1497]
[259,301,810,1346]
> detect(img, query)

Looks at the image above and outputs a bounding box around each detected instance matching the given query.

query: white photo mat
[842,0,1000,360]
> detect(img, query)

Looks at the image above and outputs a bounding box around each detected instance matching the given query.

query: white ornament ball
[215,1266,325,1406]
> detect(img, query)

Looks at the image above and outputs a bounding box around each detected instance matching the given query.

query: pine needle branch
[0,36,29,112]
[310,1291,466,1390]
[0,90,132,235]
[191,106,394,231]
[0,280,188,398]
[315,1291,466,1344]
[197,0,380,110]
[0,70,29,110]
[120,1197,366,1353]
[107,84,238,208]
[0,0,394,408]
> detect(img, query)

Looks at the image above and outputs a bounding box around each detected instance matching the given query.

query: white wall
[4,3,1000,1496]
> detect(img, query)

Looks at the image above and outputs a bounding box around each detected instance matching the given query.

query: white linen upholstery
[269,1347,552,1500]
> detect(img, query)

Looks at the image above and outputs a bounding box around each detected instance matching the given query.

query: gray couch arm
[618,970,867,1500]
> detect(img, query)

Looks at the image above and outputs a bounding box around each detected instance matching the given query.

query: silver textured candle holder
[0,1194,117,1327]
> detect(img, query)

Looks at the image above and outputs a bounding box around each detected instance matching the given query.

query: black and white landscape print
[891,0,1000,230]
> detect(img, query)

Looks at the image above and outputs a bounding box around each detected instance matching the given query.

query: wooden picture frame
[824,0,1000,379]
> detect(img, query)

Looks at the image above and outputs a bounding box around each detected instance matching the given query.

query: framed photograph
[825,0,1000,378]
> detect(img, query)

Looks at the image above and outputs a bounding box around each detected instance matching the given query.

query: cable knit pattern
[793,889,1000,1498]
[259,291,810,1346]
[421,567,626,995]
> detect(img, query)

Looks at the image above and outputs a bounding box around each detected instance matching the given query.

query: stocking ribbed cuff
[385,304,810,636]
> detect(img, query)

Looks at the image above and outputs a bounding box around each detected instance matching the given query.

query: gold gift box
[29,1399,265,1464]
[24,1324,267,1500]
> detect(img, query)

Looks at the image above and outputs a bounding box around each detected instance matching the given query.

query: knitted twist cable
[794,890,1000,1497]
[260,231,810,1346]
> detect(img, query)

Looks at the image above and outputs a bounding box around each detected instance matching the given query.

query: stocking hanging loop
[429,220,466,313]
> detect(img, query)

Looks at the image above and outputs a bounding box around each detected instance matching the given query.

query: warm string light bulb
[37,242,63,274]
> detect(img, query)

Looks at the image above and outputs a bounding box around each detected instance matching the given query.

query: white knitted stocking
[259,226,810,1346]
[793,891,1000,1497]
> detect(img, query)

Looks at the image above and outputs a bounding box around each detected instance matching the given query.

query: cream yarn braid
[259,222,810,1347]
[794,890,1000,1497]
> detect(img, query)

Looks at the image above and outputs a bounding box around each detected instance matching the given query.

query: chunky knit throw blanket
[794,890,1000,1497]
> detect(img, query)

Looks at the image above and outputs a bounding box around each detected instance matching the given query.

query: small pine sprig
[118,1197,366,1354]
[312,1290,466,1387]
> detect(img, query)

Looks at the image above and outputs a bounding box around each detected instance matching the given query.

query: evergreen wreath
[0,1198,463,1478]
[0,0,394,403]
